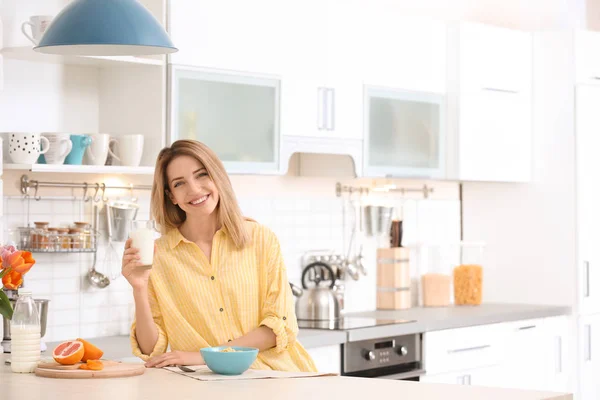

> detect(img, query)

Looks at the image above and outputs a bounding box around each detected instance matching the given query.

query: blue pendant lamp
[33,0,177,56]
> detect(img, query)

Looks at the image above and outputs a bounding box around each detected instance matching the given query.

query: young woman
[122,140,316,372]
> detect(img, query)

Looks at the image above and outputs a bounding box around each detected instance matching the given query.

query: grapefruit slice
[76,338,104,361]
[52,340,85,365]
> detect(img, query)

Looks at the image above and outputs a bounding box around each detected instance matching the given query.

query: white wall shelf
[1,46,164,68]
[2,163,155,175]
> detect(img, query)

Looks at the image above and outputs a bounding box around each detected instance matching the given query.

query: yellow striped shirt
[130,220,317,372]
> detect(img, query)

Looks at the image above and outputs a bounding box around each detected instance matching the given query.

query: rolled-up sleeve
[259,230,298,353]
[130,277,169,361]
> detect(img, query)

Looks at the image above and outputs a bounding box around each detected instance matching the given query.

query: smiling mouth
[189,194,209,205]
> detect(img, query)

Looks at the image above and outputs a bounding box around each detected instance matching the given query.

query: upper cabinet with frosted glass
[169,66,280,174]
[361,11,448,178]
[364,87,446,178]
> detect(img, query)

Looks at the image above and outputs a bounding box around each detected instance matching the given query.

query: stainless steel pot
[2,298,49,341]
[295,262,340,321]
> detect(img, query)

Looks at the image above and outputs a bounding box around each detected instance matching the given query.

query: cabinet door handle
[584,261,590,298]
[326,88,335,131]
[555,336,562,373]
[585,324,592,362]
[482,87,519,94]
[518,325,536,331]
[317,87,327,130]
[447,345,491,354]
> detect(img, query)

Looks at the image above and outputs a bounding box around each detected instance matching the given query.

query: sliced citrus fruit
[52,340,84,365]
[79,360,103,371]
[76,338,104,362]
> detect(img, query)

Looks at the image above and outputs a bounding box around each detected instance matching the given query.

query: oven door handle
[371,369,426,380]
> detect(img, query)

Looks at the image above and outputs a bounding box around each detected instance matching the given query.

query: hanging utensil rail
[20,174,152,201]
[335,182,433,198]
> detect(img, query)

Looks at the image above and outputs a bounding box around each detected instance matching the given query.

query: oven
[340,333,424,381]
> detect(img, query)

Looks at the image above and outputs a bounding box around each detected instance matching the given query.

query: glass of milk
[129,220,159,269]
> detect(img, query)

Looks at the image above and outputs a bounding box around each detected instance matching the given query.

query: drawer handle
[482,87,519,94]
[447,345,491,354]
[584,261,590,298]
[518,325,536,331]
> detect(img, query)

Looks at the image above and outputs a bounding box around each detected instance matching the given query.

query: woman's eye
[196,172,208,178]
[173,181,183,188]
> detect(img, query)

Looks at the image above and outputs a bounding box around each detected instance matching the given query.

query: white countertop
[42,303,571,360]
[0,354,572,400]
[343,303,571,341]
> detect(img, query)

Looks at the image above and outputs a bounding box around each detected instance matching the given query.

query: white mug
[84,134,119,166]
[21,15,53,45]
[8,133,50,164]
[112,135,144,167]
[41,133,73,165]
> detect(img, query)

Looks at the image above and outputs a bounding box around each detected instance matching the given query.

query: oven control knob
[364,350,376,361]
[397,346,408,356]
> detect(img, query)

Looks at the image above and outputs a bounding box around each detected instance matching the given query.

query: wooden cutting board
[35,360,145,379]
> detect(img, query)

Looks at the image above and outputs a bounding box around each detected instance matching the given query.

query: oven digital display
[374,340,394,349]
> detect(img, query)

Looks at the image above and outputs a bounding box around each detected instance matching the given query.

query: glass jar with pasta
[453,243,485,306]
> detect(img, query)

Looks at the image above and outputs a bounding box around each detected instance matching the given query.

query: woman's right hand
[122,238,151,290]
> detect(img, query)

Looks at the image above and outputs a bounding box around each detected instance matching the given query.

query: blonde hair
[151,140,251,249]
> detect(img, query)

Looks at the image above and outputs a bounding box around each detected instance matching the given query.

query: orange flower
[2,269,23,290]
[2,251,35,274]
[11,251,35,274]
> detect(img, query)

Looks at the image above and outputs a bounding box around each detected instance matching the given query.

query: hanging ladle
[88,205,110,288]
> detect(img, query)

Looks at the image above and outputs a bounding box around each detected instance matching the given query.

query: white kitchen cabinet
[361,12,447,94]
[576,84,600,316]
[575,31,600,85]
[421,365,505,387]
[579,314,600,400]
[169,65,281,174]
[448,22,533,183]
[544,316,571,393]
[279,0,362,141]
[168,0,286,74]
[504,319,548,391]
[306,345,341,375]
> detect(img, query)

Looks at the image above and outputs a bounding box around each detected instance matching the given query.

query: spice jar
[47,228,59,251]
[74,222,92,249]
[56,228,71,250]
[32,222,49,250]
[453,243,485,306]
[69,228,83,249]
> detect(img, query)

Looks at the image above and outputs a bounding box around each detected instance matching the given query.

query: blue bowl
[200,346,259,375]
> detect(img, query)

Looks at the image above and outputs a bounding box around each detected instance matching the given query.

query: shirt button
[283,317,287,321]
[211,276,215,280]
[219,308,224,312]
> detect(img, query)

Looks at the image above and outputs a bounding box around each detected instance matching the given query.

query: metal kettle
[294,262,340,321]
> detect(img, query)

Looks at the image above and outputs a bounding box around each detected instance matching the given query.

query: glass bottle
[10,289,41,373]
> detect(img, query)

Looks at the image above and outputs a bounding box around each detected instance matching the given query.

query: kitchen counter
[343,303,571,341]
[43,303,571,358]
[44,329,348,361]
[0,354,572,400]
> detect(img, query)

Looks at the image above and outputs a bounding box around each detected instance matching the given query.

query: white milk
[130,228,155,267]
[10,325,41,373]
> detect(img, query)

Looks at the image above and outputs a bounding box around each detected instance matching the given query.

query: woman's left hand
[145,351,205,368]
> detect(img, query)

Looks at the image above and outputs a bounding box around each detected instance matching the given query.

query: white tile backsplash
[2,177,460,345]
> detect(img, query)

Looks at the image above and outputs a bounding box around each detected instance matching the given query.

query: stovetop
[296,317,415,331]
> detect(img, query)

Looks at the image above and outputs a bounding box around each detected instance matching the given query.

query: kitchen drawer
[423,323,507,375]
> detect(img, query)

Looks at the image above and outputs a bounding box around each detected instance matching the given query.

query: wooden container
[376,247,411,310]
